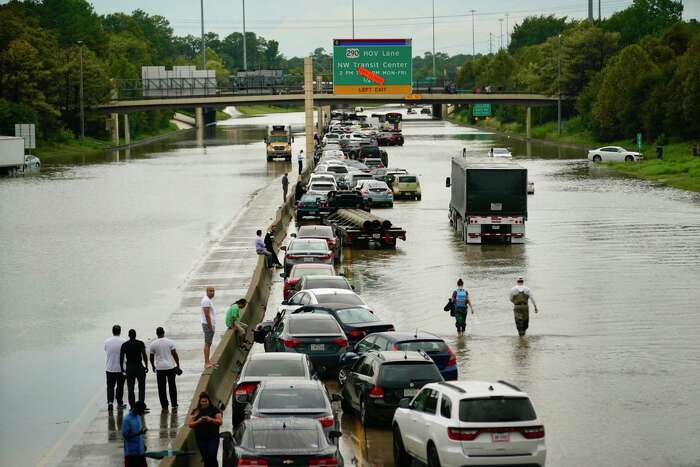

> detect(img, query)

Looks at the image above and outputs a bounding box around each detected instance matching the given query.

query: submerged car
[290,304,395,346]
[490,147,513,158]
[281,263,336,300]
[296,194,327,220]
[358,180,393,207]
[392,174,422,200]
[297,225,341,263]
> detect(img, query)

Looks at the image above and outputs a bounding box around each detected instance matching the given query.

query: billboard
[333,39,412,95]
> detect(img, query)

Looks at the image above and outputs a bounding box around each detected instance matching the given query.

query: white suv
[392,380,546,466]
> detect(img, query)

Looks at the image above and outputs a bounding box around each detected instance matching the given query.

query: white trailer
[0,136,25,176]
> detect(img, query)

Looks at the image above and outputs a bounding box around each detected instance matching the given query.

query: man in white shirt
[104,324,127,411]
[201,287,217,368]
[149,327,180,410]
[297,149,304,174]
[509,277,539,336]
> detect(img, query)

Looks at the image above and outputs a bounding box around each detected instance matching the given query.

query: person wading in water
[451,278,475,336]
[509,277,539,336]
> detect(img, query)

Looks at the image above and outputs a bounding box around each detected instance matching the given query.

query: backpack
[454,289,468,307]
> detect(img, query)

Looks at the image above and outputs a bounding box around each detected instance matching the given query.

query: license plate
[303,257,313,262]
[310,344,325,351]
[404,388,418,397]
[372,233,380,239]
[492,225,501,230]
[491,432,510,443]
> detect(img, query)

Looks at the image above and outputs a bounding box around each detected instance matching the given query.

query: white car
[588,146,642,162]
[392,380,546,467]
[308,174,337,190]
[322,133,341,144]
[279,288,371,314]
[322,149,346,160]
[490,147,512,158]
[306,182,335,197]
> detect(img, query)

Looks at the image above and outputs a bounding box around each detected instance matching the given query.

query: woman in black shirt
[187,391,223,467]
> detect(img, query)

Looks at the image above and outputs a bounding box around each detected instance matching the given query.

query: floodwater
[324,116,700,466]
[0,122,300,466]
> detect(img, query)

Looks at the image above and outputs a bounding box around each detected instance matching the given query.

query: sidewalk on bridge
[56,169,300,467]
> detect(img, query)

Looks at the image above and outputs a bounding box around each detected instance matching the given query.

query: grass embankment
[451,109,700,193]
[236,104,305,116]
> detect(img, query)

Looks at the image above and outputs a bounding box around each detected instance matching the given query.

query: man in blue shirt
[122,401,147,466]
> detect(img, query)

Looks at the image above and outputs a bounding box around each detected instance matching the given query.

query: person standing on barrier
[149,327,180,411]
[188,391,223,467]
[297,149,304,175]
[120,329,149,412]
[451,279,475,336]
[122,401,147,467]
[509,277,538,336]
[201,287,218,369]
[282,173,289,201]
[105,324,127,412]
[226,298,251,350]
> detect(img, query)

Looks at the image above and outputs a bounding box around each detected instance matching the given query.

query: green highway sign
[333,39,412,95]
[472,103,492,117]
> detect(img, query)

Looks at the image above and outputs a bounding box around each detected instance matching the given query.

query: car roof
[248,352,307,362]
[368,350,433,362]
[370,331,443,342]
[426,380,529,399]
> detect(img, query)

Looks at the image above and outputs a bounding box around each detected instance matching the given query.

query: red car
[296,225,341,263]
[377,132,404,146]
[282,263,336,300]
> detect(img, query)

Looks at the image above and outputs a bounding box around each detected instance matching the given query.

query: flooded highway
[2,109,700,466]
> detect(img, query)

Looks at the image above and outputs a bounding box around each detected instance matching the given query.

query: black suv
[340,350,443,426]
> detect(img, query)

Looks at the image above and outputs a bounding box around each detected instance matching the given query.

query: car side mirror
[331,393,343,403]
[290,233,297,238]
[280,272,287,278]
[281,300,289,305]
[329,430,342,440]
[340,352,359,365]
[399,398,411,409]
[351,285,355,290]
[280,246,287,251]
[445,177,451,188]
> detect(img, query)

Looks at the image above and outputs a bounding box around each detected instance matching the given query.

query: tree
[509,15,568,51]
[603,0,683,46]
[560,23,619,98]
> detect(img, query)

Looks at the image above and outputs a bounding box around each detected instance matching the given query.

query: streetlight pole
[470,9,476,60]
[505,13,509,48]
[432,0,436,79]
[499,18,503,51]
[242,0,247,70]
[557,33,562,136]
[200,0,206,69]
[352,0,355,39]
[78,41,84,140]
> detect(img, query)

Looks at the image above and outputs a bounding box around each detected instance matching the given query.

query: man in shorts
[201,287,217,368]
[509,277,539,336]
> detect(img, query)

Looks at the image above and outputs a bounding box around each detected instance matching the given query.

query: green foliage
[508,15,568,51]
[603,0,683,46]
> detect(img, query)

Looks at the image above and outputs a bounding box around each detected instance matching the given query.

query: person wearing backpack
[451,278,475,336]
[509,277,538,336]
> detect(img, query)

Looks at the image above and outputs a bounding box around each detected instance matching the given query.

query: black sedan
[291,303,395,346]
[222,417,343,467]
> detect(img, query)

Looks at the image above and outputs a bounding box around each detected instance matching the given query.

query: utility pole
[598,0,601,21]
[588,0,593,21]
[432,0,436,79]
[242,0,247,70]
[489,32,493,54]
[470,9,476,60]
[200,0,206,69]
[557,33,562,136]
[352,0,355,39]
[499,18,503,51]
[77,41,85,140]
[505,13,509,49]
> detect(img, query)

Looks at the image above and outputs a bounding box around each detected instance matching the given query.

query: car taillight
[287,278,301,286]
[447,427,479,441]
[286,254,300,260]
[327,239,336,247]
[234,382,258,397]
[284,338,303,348]
[238,457,269,466]
[309,457,339,467]
[521,425,545,439]
[447,347,457,367]
[319,254,332,260]
[316,415,335,428]
[332,338,348,347]
[348,329,365,338]
[369,386,384,398]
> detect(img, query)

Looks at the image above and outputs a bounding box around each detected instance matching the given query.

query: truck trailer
[448,158,528,244]
[265,125,293,161]
[0,136,26,176]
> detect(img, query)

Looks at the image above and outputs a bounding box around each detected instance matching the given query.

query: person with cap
[509,277,539,336]
[149,327,180,410]
[122,401,147,466]
[451,278,475,336]
[297,149,304,175]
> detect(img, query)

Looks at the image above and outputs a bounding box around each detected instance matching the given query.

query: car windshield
[395,340,448,352]
[316,293,363,306]
[459,397,537,422]
[245,359,306,377]
[493,148,509,154]
[299,195,320,204]
[368,182,388,190]
[288,240,328,252]
[247,427,324,451]
[379,362,443,388]
[303,278,350,290]
[257,387,326,410]
[270,136,288,143]
[310,184,334,191]
[326,134,338,139]
[335,307,377,324]
[398,176,416,183]
[291,267,333,279]
[288,318,340,334]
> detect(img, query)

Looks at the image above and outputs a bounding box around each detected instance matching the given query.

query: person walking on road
[105,324,127,412]
[122,401,148,467]
[226,299,250,349]
[451,278,475,336]
[120,329,149,411]
[149,327,180,411]
[201,287,218,369]
[255,229,273,268]
[282,173,289,201]
[297,150,304,175]
[264,230,283,268]
[188,391,223,467]
[509,277,539,336]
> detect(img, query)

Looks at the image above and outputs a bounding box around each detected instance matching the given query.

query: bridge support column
[123,114,130,145]
[111,113,119,145]
[526,106,532,140]
[195,107,204,129]
[317,107,324,136]
[304,57,314,162]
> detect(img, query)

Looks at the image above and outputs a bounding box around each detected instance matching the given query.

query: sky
[78,0,700,57]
